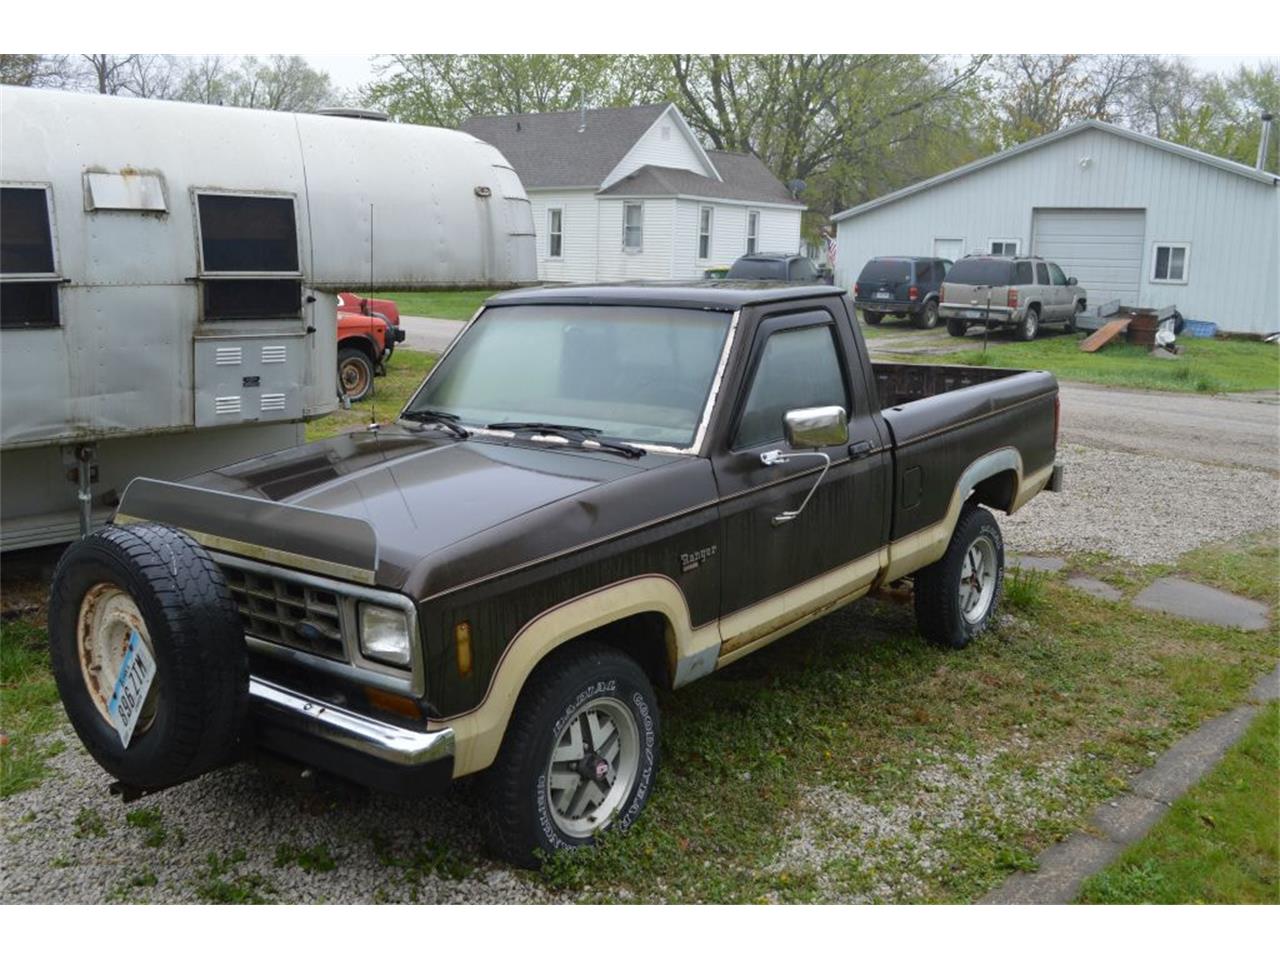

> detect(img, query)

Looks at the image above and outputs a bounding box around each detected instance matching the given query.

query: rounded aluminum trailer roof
[0,85,536,289]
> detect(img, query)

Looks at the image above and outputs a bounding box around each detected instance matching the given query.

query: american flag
[823,230,837,269]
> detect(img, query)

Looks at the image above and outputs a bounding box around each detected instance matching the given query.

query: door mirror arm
[758,449,832,526]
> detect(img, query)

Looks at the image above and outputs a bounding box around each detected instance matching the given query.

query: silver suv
[939,256,1086,341]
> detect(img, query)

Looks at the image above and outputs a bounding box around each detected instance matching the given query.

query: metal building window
[1151,243,1189,284]
[548,208,563,259]
[623,202,644,252]
[746,210,759,255]
[196,192,301,321]
[698,206,713,260]
[1,186,60,329]
[989,238,1019,256]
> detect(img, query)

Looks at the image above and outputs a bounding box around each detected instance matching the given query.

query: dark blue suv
[853,256,952,329]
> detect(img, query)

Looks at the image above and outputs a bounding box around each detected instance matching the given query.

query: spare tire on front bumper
[48,522,249,790]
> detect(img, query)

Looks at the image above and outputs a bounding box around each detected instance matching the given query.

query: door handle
[849,440,874,460]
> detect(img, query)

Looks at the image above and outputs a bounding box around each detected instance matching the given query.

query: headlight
[358,604,412,667]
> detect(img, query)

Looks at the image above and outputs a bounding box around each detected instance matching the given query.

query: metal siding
[834,126,1278,332]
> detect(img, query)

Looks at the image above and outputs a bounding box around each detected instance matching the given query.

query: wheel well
[338,337,377,362]
[551,612,672,690]
[969,469,1018,514]
[1025,301,1042,315]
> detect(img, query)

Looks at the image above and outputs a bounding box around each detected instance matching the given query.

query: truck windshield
[946,258,1014,286]
[858,259,911,283]
[404,304,734,449]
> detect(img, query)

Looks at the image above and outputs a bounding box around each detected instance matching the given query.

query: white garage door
[1032,208,1145,308]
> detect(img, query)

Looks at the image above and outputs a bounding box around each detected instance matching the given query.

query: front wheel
[1065,301,1083,333]
[914,300,940,330]
[481,642,660,868]
[338,348,374,402]
[913,504,1005,649]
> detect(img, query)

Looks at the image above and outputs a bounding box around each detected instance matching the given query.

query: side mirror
[784,406,848,449]
[1067,277,1078,286]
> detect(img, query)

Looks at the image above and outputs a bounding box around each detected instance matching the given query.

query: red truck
[336,293,407,401]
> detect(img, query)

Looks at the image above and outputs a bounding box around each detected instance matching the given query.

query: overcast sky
[309,55,1275,97]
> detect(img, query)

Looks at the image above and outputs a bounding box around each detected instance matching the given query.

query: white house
[831,120,1279,334]
[462,103,805,283]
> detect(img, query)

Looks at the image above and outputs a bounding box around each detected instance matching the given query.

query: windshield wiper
[401,409,470,439]
[486,421,645,459]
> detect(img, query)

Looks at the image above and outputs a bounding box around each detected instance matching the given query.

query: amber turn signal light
[455,621,473,678]
[363,686,421,721]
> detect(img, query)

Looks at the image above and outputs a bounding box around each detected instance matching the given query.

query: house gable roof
[598,150,803,206]
[831,119,1278,223]
[460,103,671,189]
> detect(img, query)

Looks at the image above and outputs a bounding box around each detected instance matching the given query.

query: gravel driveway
[3,382,1276,903]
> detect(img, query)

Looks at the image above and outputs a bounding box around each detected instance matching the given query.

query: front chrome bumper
[249,676,454,768]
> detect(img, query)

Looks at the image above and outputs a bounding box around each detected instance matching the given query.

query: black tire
[914,299,940,330]
[946,317,967,338]
[481,642,660,868]
[863,311,883,326]
[913,504,1005,650]
[1018,306,1040,341]
[1065,301,1083,334]
[338,347,375,402]
[47,523,249,790]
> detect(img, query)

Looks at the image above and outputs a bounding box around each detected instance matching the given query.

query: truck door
[711,305,889,658]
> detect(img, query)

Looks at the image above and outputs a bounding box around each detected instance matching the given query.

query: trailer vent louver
[261,345,288,364]
[260,393,286,412]
[215,347,243,366]
[214,396,241,416]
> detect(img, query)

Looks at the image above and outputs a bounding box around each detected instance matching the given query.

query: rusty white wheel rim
[545,696,640,839]
[77,583,159,733]
[341,359,370,397]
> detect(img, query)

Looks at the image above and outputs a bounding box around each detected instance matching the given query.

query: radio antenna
[368,202,377,429]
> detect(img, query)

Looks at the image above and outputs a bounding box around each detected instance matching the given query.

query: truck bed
[871,361,1028,409]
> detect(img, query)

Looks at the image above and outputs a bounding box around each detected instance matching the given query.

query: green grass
[306,350,437,442]
[367,289,505,322]
[0,618,65,797]
[1079,701,1279,904]
[274,841,339,873]
[921,333,1279,394]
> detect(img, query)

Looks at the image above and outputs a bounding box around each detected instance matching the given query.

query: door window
[1035,262,1050,285]
[733,324,847,449]
[1047,262,1067,285]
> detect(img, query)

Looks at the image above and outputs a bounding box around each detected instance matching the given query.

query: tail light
[853,282,861,296]
[938,283,946,302]
[908,286,919,301]
[1007,288,1019,309]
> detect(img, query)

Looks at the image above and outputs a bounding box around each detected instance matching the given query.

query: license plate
[963,309,986,319]
[108,630,157,749]
[874,291,892,299]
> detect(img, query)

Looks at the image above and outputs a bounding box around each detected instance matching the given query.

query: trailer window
[1,186,60,329]
[196,193,300,321]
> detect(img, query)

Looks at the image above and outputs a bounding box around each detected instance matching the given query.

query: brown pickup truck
[48,283,1062,866]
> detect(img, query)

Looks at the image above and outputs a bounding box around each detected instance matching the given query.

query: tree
[82,54,137,95]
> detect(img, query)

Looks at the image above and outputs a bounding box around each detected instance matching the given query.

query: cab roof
[484,281,842,312]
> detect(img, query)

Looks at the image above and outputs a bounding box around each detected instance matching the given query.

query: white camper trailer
[0,86,536,550]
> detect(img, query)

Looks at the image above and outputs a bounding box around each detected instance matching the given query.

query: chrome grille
[221,565,346,660]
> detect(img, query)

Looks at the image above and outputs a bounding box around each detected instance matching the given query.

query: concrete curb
[980,662,1280,904]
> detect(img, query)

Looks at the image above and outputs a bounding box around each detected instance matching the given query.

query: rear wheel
[481,642,659,868]
[914,300,940,330]
[946,317,967,337]
[863,311,883,326]
[914,504,1005,649]
[338,347,374,402]
[1018,306,1040,342]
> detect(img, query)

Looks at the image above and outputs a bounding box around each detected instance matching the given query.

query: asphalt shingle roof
[460,103,669,189]
[461,103,802,205]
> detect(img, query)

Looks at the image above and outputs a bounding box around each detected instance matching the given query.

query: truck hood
[121,426,680,591]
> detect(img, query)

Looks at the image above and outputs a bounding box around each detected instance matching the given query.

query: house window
[623,202,643,252]
[698,206,713,260]
[196,192,301,321]
[746,210,759,255]
[547,208,563,259]
[989,238,1019,256]
[1,185,61,329]
[1152,243,1189,283]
